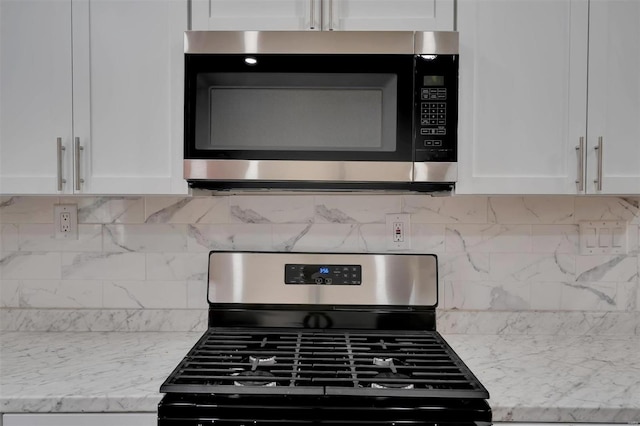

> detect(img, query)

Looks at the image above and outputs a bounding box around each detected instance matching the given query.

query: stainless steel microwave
[183,31,458,192]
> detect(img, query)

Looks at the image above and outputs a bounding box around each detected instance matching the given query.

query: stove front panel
[158,393,492,426]
[207,252,438,307]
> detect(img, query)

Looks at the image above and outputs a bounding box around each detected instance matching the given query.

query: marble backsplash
[1,194,639,333]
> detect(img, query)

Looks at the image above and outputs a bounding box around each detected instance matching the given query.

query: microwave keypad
[420,128,446,136]
[421,88,447,100]
[420,102,447,127]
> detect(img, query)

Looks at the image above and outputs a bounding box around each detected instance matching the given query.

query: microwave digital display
[423,75,445,86]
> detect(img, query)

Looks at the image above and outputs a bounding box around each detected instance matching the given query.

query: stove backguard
[207,252,438,307]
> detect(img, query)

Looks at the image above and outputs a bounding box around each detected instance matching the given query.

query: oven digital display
[285,264,362,285]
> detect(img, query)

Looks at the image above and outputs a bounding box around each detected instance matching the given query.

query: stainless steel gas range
[158,251,491,425]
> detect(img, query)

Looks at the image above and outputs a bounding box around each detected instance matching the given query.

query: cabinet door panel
[191,0,318,30]
[0,0,73,194]
[457,0,589,194]
[329,0,453,31]
[72,0,187,194]
[586,0,640,194]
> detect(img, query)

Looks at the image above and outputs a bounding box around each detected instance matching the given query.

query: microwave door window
[194,73,397,152]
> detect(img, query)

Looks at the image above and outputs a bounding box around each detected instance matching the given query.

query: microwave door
[185,55,413,163]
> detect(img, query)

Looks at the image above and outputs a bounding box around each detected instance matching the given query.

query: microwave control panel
[414,55,458,163]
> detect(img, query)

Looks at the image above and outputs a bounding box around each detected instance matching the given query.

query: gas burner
[249,354,276,366]
[371,372,415,390]
[232,370,277,387]
[373,357,395,367]
[371,357,414,389]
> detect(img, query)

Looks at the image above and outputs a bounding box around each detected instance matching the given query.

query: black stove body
[159,252,491,425]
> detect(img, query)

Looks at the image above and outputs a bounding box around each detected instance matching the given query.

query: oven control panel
[285,264,362,285]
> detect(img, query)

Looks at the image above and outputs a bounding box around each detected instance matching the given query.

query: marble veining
[103,226,135,252]
[403,196,488,223]
[0,197,58,223]
[561,281,616,306]
[1,331,638,422]
[487,197,575,224]
[230,205,272,223]
[61,252,146,281]
[68,197,144,224]
[489,286,529,310]
[273,223,313,252]
[445,334,640,422]
[145,198,194,223]
[0,197,16,208]
[437,310,640,335]
[0,309,207,332]
[230,196,314,224]
[186,224,272,252]
[315,204,357,223]
[145,197,228,224]
[574,196,640,224]
[576,254,633,282]
[186,224,224,251]
[0,251,25,267]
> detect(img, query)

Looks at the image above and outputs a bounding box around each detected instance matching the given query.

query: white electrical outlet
[54,204,78,240]
[386,213,411,250]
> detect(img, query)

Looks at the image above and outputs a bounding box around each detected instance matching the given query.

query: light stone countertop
[0,331,639,423]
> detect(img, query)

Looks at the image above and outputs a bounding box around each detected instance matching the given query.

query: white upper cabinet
[0,0,74,194]
[191,0,320,30]
[191,0,454,31]
[72,0,188,195]
[457,0,589,194]
[458,0,640,195]
[0,0,188,195]
[327,0,453,31]
[585,0,640,194]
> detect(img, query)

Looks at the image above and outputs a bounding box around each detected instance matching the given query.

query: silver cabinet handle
[310,0,315,29]
[74,137,85,191]
[575,136,584,192]
[328,0,334,30]
[56,137,66,191]
[594,136,603,191]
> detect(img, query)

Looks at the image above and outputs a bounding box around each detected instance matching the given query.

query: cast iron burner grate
[160,328,489,398]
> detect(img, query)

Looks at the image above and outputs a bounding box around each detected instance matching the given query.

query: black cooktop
[161,328,488,399]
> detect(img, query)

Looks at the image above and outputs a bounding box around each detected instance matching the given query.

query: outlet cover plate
[386,213,411,250]
[579,220,627,255]
[54,204,78,240]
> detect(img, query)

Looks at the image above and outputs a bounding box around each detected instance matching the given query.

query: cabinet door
[586,0,640,194]
[0,0,73,194]
[327,0,453,31]
[457,0,589,194]
[191,0,320,30]
[71,0,188,195]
